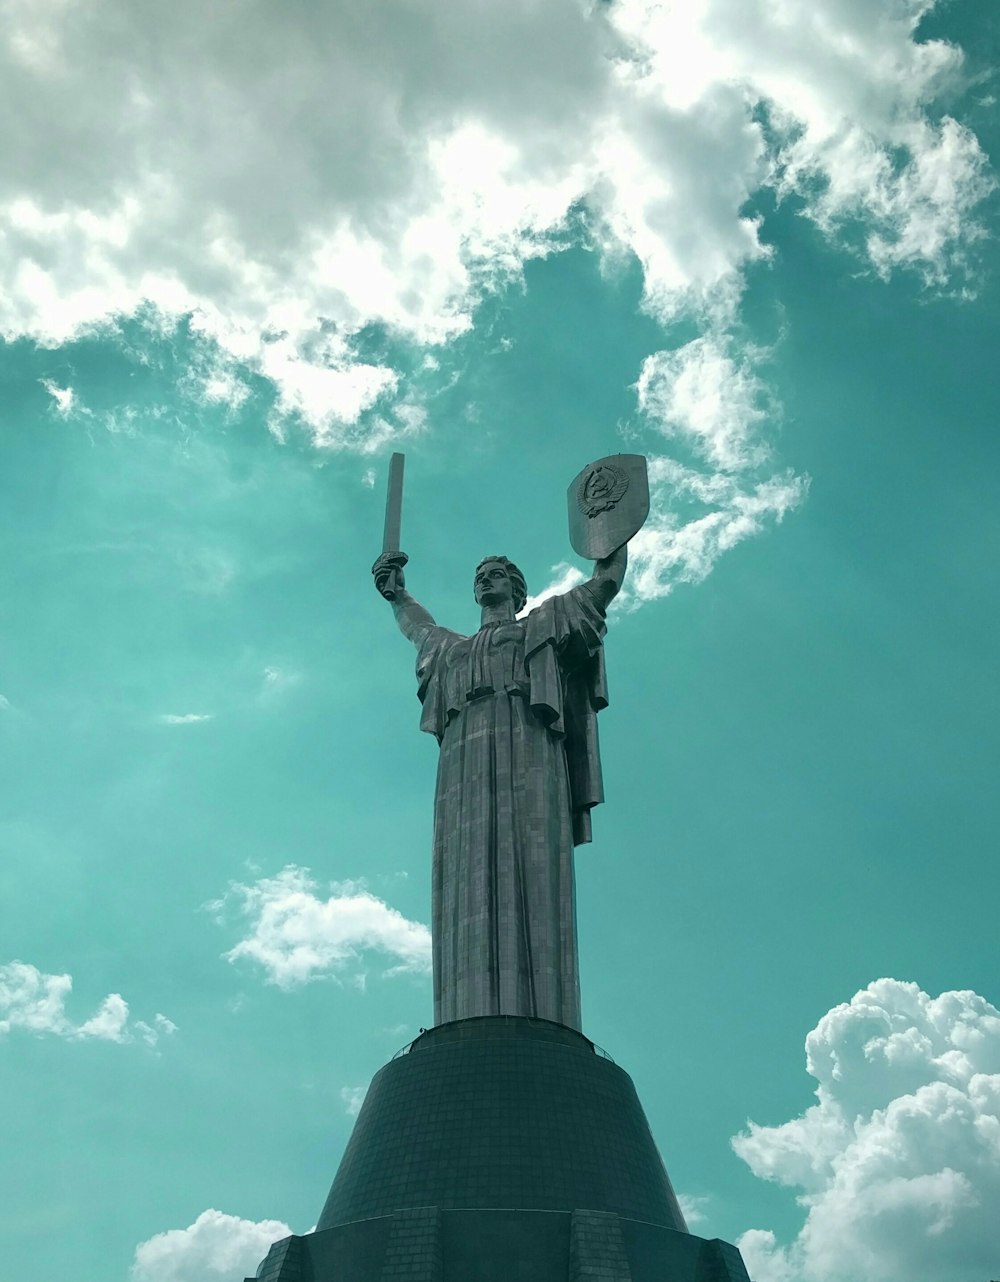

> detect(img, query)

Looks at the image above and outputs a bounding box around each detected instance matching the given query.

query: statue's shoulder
[524,581,597,624]
[417,625,467,660]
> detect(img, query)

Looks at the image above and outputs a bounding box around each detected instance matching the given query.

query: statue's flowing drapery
[412,583,609,1032]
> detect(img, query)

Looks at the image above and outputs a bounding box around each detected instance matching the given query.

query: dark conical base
[248,1017,750,1281]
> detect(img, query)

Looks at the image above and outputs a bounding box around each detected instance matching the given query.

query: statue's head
[474,556,527,613]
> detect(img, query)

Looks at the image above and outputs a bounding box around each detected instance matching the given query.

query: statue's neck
[480,602,516,628]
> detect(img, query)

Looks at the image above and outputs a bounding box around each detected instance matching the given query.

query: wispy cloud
[39,378,80,417]
[734,979,1000,1282]
[622,458,808,606]
[340,1085,367,1118]
[209,865,431,989]
[131,1209,292,1282]
[0,960,176,1047]
[676,1193,709,1228]
[522,563,587,615]
[626,330,806,603]
[526,443,807,611]
[157,712,214,726]
[260,666,300,698]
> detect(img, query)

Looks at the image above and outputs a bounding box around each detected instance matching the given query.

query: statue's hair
[475,556,527,613]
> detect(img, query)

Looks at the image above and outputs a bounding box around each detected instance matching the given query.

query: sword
[379,452,405,601]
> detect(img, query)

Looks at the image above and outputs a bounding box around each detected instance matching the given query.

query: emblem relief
[577,462,629,518]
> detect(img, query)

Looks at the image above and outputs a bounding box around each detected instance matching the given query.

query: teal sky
[2,4,1000,1282]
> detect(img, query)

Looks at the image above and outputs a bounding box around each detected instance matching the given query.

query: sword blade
[382,452,405,552]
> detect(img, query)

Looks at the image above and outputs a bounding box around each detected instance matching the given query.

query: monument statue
[371,453,648,1032]
[248,449,754,1281]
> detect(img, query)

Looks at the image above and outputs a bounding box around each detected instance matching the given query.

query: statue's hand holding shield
[568,454,649,560]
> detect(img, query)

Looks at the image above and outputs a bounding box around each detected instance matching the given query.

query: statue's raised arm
[585,543,628,611]
[371,452,438,648]
[372,550,437,647]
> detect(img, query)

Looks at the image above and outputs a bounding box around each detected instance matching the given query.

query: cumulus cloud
[210,865,432,989]
[131,1209,292,1282]
[0,0,988,455]
[636,336,771,474]
[733,979,1000,1282]
[0,960,176,1047]
[1,1,990,603]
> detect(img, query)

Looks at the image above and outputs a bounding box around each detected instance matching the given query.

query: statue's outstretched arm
[372,552,437,646]
[586,543,628,611]
[392,589,437,646]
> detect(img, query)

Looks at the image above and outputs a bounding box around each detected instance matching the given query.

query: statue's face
[474,560,513,607]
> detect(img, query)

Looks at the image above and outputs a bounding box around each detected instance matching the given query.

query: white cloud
[260,666,300,697]
[620,456,808,605]
[522,562,588,614]
[135,1013,180,1047]
[733,979,1000,1282]
[636,336,770,474]
[187,356,251,413]
[157,712,214,725]
[0,0,988,453]
[211,865,432,989]
[0,960,176,1046]
[340,1085,367,1118]
[131,1209,292,1282]
[676,1192,709,1227]
[526,435,806,606]
[626,334,808,595]
[39,377,78,416]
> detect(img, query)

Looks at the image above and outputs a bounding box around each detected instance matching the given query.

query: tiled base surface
[247,1207,751,1281]
[317,1017,687,1231]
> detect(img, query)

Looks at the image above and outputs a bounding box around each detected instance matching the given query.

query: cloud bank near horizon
[131,1209,293,1282]
[734,978,1000,1282]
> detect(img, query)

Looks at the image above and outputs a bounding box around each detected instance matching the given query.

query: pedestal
[247,1017,750,1281]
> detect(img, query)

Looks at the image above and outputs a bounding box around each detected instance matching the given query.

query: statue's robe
[414,583,608,1032]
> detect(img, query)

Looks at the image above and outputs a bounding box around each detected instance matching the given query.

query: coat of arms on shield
[567,454,649,560]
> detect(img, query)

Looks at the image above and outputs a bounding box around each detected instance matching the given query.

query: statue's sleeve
[524,584,609,845]
[415,626,462,742]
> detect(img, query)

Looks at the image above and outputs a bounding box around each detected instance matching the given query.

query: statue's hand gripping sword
[372,452,407,601]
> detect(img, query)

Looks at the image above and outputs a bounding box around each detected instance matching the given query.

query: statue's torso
[437,621,531,720]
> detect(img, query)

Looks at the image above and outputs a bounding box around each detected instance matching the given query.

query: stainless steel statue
[372,454,648,1032]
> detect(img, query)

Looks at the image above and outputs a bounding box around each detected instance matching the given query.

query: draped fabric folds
[414,583,608,1032]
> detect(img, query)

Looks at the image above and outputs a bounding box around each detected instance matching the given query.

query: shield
[567,454,649,560]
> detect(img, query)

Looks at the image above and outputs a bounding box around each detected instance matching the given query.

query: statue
[372,454,647,1033]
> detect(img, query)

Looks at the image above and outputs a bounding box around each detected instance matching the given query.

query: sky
[1,2,999,1281]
